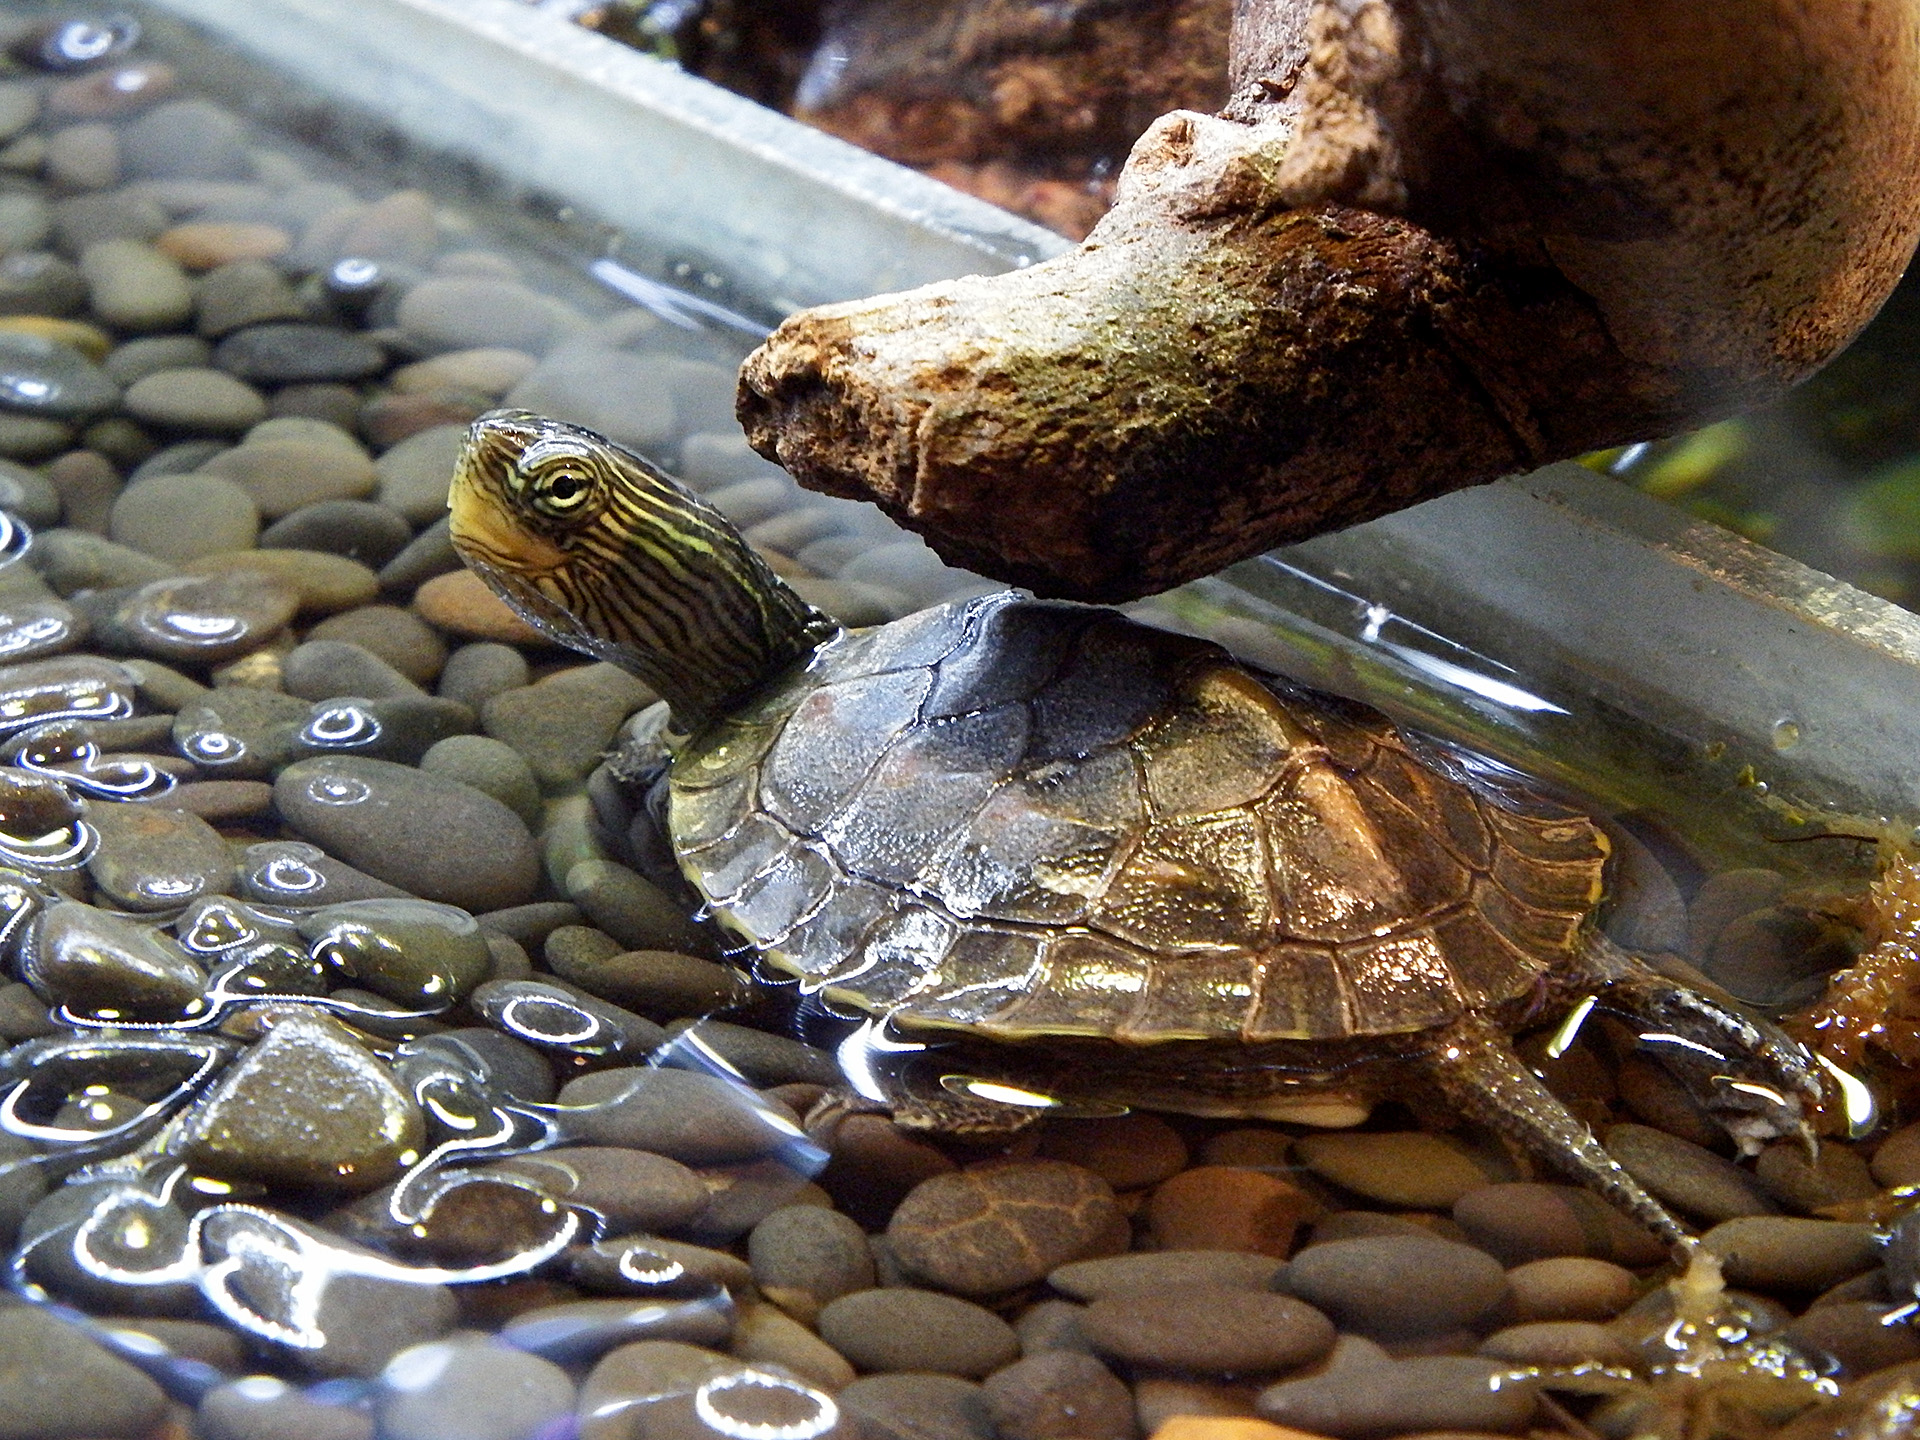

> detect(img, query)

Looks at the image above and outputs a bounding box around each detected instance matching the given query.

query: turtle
[447,408,1823,1248]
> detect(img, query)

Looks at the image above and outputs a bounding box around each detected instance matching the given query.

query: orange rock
[155,221,291,270]
[413,568,546,645]
[1147,1165,1319,1256]
[1150,1418,1335,1440]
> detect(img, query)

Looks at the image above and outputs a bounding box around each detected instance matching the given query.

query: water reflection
[9,720,177,803]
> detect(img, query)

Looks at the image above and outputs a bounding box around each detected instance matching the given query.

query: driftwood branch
[738,0,1920,601]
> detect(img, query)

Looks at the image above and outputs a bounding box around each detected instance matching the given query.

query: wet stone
[305,603,447,686]
[570,1234,754,1298]
[24,900,205,1017]
[1285,1235,1508,1342]
[0,251,86,316]
[274,756,541,911]
[438,640,530,711]
[1294,1131,1505,1210]
[1451,1182,1668,1267]
[283,639,423,701]
[260,498,413,568]
[291,693,474,766]
[505,345,676,453]
[566,859,710,956]
[1604,1122,1775,1223]
[197,1378,376,1440]
[397,277,585,357]
[1780,1300,1920,1378]
[665,1019,838,1087]
[1702,1217,1881,1293]
[122,366,266,431]
[57,194,168,259]
[420,733,539,828]
[750,1204,876,1317]
[1049,1249,1285,1301]
[108,471,259,563]
[79,238,193,331]
[482,661,654,790]
[173,685,309,777]
[0,192,48,255]
[120,98,254,180]
[554,944,744,1019]
[155,219,290,270]
[152,777,275,821]
[1504,1256,1638,1322]
[0,655,137,736]
[200,437,378,518]
[45,122,119,190]
[376,1338,576,1440]
[195,257,305,338]
[0,1304,168,1440]
[414,566,547,645]
[469,978,664,1062]
[393,347,536,396]
[889,1159,1122,1297]
[1080,1285,1336,1375]
[214,323,387,384]
[0,413,75,459]
[375,423,465,525]
[1870,1119,1920,1187]
[297,897,493,1008]
[977,1352,1135,1440]
[0,330,118,418]
[1255,1337,1540,1438]
[1754,1139,1879,1213]
[238,838,411,906]
[1036,1113,1189,1190]
[476,900,584,948]
[838,1374,995,1440]
[45,449,120,532]
[0,596,81,663]
[1479,1319,1634,1369]
[486,1146,710,1235]
[494,1296,733,1366]
[818,1287,1020,1378]
[576,1340,740,1439]
[85,800,233,910]
[1148,1166,1318,1257]
[177,1010,425,1191]
[105,334,213,385]
[557,1068,809,1169]
[99,570,297,664]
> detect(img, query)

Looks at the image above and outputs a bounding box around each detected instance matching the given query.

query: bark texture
[739,0,1920,601]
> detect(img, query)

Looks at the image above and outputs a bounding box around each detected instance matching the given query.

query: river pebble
[555,1066,800,1164]
[837,1373,995,1440]
[1050,1249,1285,1301]
[259,497,413,566]
[98,569,298,664]
[1035,1113,1189,1190]
[200,435,377,516]
[1082,1285,1338,1375]
[487,1146,710,1235]
[305,602,448,684]
[377,1338,575,1440]
[1503,1255,1637,1322]
[197,1378,375,1440]
[298,897,492,1006]
[982,1350,1136,1440]
[888,1159,1120,1296]
[749,1204,876,1319]
[1148,1165,1317,1257]
[274,755,541,910]
[1293,1131,1502,1209]
[1285,1234,1507,1342]
[122,365,266,430]
[108,470,258,561]
[566,857,710,954]
[0,1304,167,1439]
[480,660,653,789]
[85,799,232,909]
[817,1287,1019,1377]
[1603,1121,1776,1222]
[414,566,544,644]
[25,897,205,1016]
[1450,1182,1667,1266]
[1256,1337,1538,1438]
[1702,1217,1881,1292]
[1870,1119,1920,1186]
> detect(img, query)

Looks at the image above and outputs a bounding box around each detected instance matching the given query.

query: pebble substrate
[0,13,1911,1440]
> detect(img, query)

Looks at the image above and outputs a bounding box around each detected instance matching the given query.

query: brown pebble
[155,221,290,269]
[1037,1114,1189,1190]
[1081,1284,1336,1376]
[819,1113,958,1229]
[1755,1140,1879,1214]
[1050,1250,1284,1302]
[1451,1183,1667,1267]
[414,568,547,645]
[1603,1122,1775,1223]
[1285,1235,1507,1342]
[1148,1166,1318,1257]
[888,1159,1121,1297]
[1293,1132,1499,1210]
[305,604,448,685]
[45,448,120,533]
[728,1297,856,1391]
[135,778,273,820]
[1477,1320,1634,1368]
[1199,1129,1294,1170]
[361,389,490,450]
[1703,1217,1880,1292]
[816,1287,1019,1378]
[1870,1119,1920,1188]
[983,1351,1136,1440]
[1145,1420,1317,1440]
[1504,1256,1637,1322]
[1773,1361,1920,1440]
[1781,1301,1920,1377]
[1615,1053,1727,1150]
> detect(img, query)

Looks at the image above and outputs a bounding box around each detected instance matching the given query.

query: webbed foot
[1581,935,1823,1157]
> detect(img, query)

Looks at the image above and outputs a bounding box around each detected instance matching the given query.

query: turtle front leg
[1578,935,1823,1157]
[1414,1013,1692,1250]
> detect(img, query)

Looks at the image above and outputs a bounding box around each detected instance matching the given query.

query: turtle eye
[530,466,594,517]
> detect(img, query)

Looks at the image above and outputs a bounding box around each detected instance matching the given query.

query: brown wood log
[738,0,1920,601]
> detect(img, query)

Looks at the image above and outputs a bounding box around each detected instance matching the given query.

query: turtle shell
[668,591,1609,1043]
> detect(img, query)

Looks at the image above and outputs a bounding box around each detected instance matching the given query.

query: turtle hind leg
[1414,1012,1692,1251]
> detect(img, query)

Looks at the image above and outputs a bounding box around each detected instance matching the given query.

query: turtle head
[449,410,836,730]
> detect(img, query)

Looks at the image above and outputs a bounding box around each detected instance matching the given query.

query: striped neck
[450,412,840,732]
